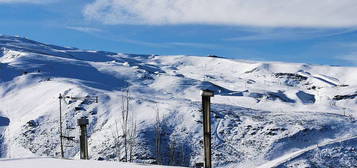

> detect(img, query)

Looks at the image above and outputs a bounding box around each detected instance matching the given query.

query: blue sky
[1,0,357,66]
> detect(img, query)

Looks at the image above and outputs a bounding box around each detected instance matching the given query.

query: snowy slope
[0,35,357,167]
[256,135,357,168]
[0,157,184,168]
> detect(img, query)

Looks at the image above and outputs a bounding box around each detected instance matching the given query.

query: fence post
[77,117,89,160]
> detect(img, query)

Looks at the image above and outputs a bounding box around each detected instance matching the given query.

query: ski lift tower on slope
[58,94,98,159]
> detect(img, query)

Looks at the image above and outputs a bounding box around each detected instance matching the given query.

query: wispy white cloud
[121,39,166,48]
[169,42,218,49]
[337,52,357,65]
[330,42,357,65]
[337,42,357,48]
[83,0,357,27]
[226,28,357,41]
[66,26,102,33]
[120,39,218,49]
[0,0,56,4]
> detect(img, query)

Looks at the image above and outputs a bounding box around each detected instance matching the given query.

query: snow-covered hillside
[0,157,184,168]
[0,35,356,167]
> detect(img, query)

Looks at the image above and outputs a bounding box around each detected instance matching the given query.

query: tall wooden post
[78,117,89,160]
[201,89,214,168]
[58,94,64,158]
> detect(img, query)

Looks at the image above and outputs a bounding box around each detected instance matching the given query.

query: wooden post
[201,89,214,168]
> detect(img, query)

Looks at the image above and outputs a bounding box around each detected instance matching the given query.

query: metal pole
[59,93,64,158]
[78,117,89,160]
[201,90,214,168]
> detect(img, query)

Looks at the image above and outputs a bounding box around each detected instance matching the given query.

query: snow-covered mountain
[0,35,356,168]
